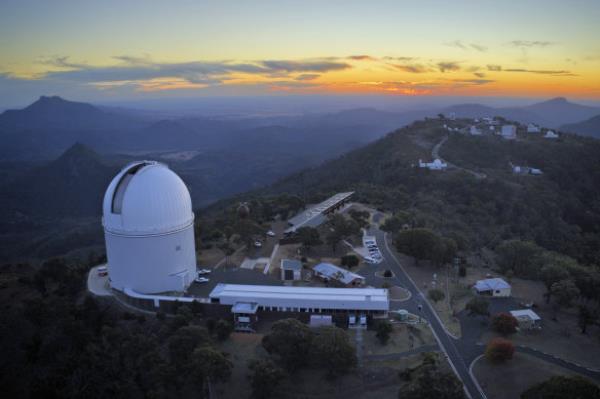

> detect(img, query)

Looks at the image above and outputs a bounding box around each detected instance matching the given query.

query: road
[432,135,487,180]
[368,212,485,399]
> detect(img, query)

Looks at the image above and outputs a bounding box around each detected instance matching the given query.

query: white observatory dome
[102,161,197,294]
[103,161,194,235]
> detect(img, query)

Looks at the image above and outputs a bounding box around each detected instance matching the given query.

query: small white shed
[281,259,302,281]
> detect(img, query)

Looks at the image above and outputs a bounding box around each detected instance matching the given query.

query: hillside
[261,118,600,266]
[561,114,600,138]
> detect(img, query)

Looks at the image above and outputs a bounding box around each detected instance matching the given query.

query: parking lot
[186,267,283,298]
[363,235,383,264]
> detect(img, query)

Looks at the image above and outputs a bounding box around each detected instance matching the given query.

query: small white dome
[103,161,194,235]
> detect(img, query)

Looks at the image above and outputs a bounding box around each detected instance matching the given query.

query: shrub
[383,269,393,278]
[214,319,233,341]
[458,265,467,277]
[491,312,518,335]
[341,254,359,268]
[466,297,490,317]
[485,337,515,363]
[375,320,393,344]
[428,288,445,303]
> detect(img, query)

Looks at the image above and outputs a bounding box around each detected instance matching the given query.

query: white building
[418,158,448,170]
[544,130,559,139]
[313,262,365,286]
[501,125,517,140]
[470,125,482,135]
[510,309,541,330]
[102,161,197,294]
[473,278,511,297]
[527,123,541,133]
[281,259,302,281]
[210,284,388,313]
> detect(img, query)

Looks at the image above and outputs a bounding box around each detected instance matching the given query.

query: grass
[473,352,588,399]
[363,323,434,356]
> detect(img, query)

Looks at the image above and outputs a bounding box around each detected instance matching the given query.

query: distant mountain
[561,114,600,138]
[0,143,118,219]
[441,97,600,129]
[0,95,142,130]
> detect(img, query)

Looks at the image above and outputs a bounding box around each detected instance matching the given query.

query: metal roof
[474,278,511,292]
[313,262,365,285]
[286,192,354,233]
[510,309,541,321]
[209,283,388,311]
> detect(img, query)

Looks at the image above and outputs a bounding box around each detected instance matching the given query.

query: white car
[195,277,210,283]
[197,269,211,275]
[254,241,262,248]
[266,230,276,237]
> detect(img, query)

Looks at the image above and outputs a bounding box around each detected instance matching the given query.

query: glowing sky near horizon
[1,0,599,105]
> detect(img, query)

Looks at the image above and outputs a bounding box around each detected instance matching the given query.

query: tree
[395,228,439,264]
[401,356,466,399]
[521,375,600,399]
[349,209,370,228]
[466,297,490,317]
[214,319,233,341]
[189,346,233,386]
[550,279,580,316]
[491,312,519,335]
[578,305,596,334]
[310,326,357,376]
[247,359,286,399]
[428,288,445,303]
[167,326,210,365]
[296,226,322,253]
[326,230,343,254]
[485,338,515,363]
[540,263,570,304]
[341,254,359,268]
[375,320,393,344]
[496,240,543,278]
[262,319,313,371]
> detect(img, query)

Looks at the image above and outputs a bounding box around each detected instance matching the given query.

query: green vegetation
[261,319,356,377]
[0,257,233,398]
[375,319,394,344]
[247,359,286,399]
[521,375,600,399]
[400,353,466,399]
[466,296,490,317]
[428,288,446,303]
[341,254,359,268]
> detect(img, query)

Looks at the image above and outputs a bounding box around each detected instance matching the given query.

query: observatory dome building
[102,161,197,294]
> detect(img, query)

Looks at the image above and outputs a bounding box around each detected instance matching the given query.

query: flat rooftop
[286,192,354,233]
[210,283,388,311]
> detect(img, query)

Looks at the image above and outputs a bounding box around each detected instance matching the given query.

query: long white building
[210,283,389,313]
[103,161,197,294]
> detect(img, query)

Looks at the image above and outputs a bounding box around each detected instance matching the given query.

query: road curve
[432,135,487,180]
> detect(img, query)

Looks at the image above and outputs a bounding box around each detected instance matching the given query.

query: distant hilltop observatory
[102,161,197,294]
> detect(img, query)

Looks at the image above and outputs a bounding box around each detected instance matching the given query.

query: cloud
[295,73,320,81]
[392,63,430,73]
[347,55,376,61]
[451,78,494,85]
[260,60,350,73]
[507,40,554,48]
[473,72,486,78]
[487,64,502,71]
[38,56,88,69]
[437,62,461,72]
[383,56,416,62]
[503,68,576,76]
[445,41,487,52]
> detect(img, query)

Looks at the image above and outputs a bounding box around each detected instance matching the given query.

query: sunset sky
[1,0,599,107]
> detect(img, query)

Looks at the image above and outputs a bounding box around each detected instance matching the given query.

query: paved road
[432,135,487,180]
[369,212,484,399]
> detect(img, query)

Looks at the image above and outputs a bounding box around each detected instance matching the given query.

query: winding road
[432,135,487,179]
[361,212,600,398]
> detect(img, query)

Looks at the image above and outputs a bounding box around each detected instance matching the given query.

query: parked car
[197,269,211,275]
[254,241,262,248]
[266,230,276,237]
[97,266,108,277]
[195,277,210,283]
